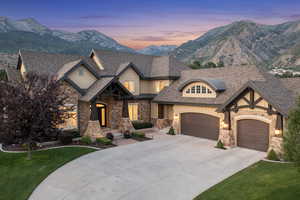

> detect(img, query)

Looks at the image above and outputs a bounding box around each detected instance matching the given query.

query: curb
[0,143,101,153]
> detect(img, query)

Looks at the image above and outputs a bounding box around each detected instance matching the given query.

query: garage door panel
[181,113,219,140]
[237,119,269,152]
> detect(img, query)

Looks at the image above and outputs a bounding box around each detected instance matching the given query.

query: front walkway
[29,135,265,200]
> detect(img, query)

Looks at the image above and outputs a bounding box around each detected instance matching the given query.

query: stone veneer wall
[60,81,81,105]
[78,101,91,135]
[128,99,151,122]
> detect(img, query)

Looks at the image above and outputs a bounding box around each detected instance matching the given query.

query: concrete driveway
[30,135,265,200]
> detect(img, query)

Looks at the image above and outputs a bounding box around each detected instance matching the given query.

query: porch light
[275,129,282,136]
[174,114,179,119]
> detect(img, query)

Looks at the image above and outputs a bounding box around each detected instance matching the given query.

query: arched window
[183,82,216,98]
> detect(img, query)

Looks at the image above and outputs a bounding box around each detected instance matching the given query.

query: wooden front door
[158,104,164,119]
[96,103,107,127]
[181,113,219,140]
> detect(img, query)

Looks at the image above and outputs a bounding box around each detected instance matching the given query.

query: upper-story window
[124,81,135,93]
[183,82,215,98]
[155,80,168,93]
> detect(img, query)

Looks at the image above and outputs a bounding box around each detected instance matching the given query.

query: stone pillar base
[119,118,135,133]
[84,120,104,139]
[219,129,235,147]
[269,137,284,157]
[156,119,171,129]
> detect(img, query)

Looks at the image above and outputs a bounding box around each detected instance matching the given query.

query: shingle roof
[92,49,189,78]
[154,65,296,116]
[79,77,114,102]
[19,50,101,77]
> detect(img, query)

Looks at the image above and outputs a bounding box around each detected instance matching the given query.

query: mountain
[171,20,300,68]
[137,45,177,56]
[0,17,134,55]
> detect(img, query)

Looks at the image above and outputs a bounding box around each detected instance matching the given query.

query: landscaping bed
[0,147,96,200]
[130,131,152,141]
[194,161,300,200]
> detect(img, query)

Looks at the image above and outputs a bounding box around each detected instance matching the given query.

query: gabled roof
[154,65,296,116]
[115,62,144,78]
[91,49,189,79]
[178,78,226,92]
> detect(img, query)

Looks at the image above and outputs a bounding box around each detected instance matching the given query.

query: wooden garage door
[237,119,269,152]
[181,113,219,140]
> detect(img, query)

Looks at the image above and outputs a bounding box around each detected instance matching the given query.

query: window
[124,81,135,93]
[155,81,168,92]
[207,88,212,94]
[202,86,207,94]
[128,103,138,121]
[78,67,85,76]
[186,88,191,94]
[191,86,196,93]
[196,85,201,93]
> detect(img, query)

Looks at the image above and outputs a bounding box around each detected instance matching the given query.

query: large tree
[0,73,72,159]
[284,96,300,169]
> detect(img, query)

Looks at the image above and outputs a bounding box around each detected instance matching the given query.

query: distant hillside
[137,45,177,56]
[171,20,300,69]
[0,17,135,55]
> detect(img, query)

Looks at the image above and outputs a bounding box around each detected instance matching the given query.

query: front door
[96,103,107,127]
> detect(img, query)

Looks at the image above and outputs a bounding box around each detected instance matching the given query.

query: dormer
[90,50,104,70]
[178,79,226,98]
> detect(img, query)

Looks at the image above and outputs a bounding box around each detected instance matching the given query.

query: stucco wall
[172,105,223,134]
[140,80,171,94]
[68,66,97,89]
[119,67,140,95]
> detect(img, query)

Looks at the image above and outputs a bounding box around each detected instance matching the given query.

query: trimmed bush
[63,129,80,138]
[106,132,114,141]
[81,136,92,145]
[132,121,153,130]
[132,132,145,138]
[267,149,280,161]
[167,127,175,135]
[96,137,112,145]
[215,140,226,150]
[59,132,73,145]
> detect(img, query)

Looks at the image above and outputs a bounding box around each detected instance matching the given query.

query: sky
[1,0,300,49]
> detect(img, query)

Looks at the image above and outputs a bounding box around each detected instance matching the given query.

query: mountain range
[172,20,300,68]
[1,17,300,69]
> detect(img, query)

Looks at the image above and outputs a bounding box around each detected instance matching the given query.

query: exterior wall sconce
[174,114,179,119]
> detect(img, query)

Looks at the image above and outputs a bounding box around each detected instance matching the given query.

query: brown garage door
[181,113,219,140]
[237,119,269,152]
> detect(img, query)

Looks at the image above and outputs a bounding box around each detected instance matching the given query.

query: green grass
[0,147,96,200]
[194,161,300,200]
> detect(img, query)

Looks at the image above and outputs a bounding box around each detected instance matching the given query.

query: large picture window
[128,103,138,121]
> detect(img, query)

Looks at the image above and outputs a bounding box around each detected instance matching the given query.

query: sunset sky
[1,0,300,49]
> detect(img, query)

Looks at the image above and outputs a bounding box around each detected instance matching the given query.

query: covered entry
[237,119,269,152]
[96,103,107,127]
[180,113,220,140]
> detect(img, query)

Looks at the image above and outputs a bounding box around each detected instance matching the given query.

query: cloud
[282,14,300,21]
[133,36,172,42]
[79,15,117,19]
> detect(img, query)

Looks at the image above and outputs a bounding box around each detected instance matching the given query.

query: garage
[237,119,269,152]
[181,113,219,140]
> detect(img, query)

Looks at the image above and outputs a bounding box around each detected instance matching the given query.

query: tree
[188,60,203,69]
[204,62,217,68]
[217,61,225,68]
[0,73,72,159]
[284,96,300,169]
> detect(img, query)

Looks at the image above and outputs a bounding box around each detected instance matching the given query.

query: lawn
[0,147,96,200]
[194,161,300,200]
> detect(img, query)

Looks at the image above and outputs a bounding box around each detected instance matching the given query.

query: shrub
[96,137,112,145]
[215,140,226,150]
[81,136,92,145]
[267,149,280,161]
[284,97,300,168]
[106,132,114,141]
[132,121,153,130]
[167,127,175,135]
[123,130,132,139]
[132,132,145,138]
[59,132,73,145]
[0,70,7,81]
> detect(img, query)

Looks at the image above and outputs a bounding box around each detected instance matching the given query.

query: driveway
[30,135,265,200]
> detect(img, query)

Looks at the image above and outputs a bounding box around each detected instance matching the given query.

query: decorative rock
[219,129,235,147]
[269,136,284,157]
[156,119,170,130]
[119,118,135,133]
[84,120,104,139]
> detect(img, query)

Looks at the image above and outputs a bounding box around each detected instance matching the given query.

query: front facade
[10,49,300,155]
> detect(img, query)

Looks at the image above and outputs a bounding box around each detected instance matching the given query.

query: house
[8,49,300,155]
